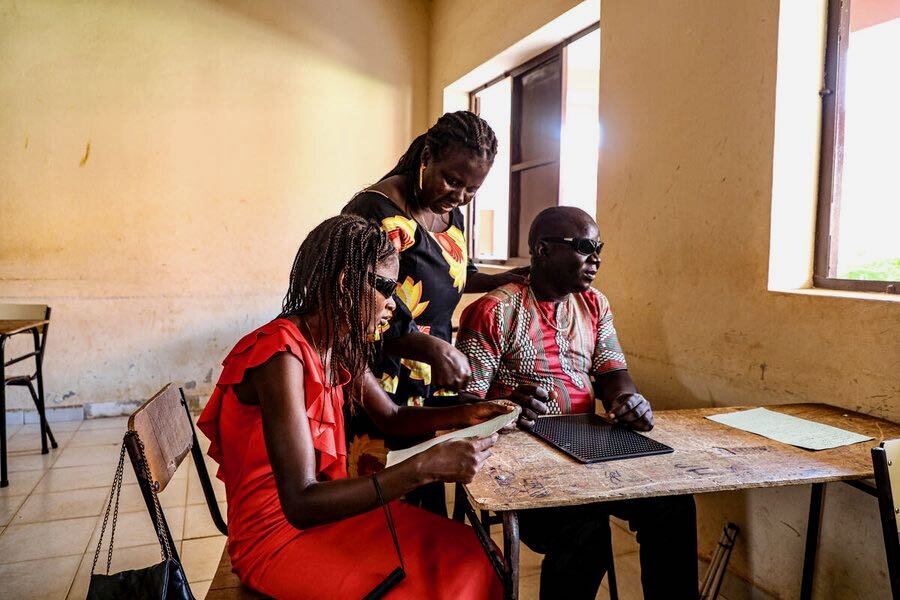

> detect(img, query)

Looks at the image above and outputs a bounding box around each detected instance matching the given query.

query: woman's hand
[461,400,516,427]
[495,266,530,287]
[507,384,554,430]
[416,434,498,484]
[427,338,472,391]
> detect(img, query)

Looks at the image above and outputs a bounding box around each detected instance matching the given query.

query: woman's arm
[382,333,471,391]
[254,353,497,529]
[360,370,513,437]
[463,267,530,294]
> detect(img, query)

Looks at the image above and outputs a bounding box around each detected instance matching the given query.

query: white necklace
[531,289,572,332]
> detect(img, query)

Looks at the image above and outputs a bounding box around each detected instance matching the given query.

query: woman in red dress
[198,215,506,599]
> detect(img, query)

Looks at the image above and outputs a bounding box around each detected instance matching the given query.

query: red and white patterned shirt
[456,281,627,414]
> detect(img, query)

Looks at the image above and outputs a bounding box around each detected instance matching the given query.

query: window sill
[768,286,900,303]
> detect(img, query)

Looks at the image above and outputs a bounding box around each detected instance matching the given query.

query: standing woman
[343,111,525,511]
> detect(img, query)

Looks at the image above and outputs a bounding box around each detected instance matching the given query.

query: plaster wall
[0,0,429,409]
[597,1,897,597]
[437,0,899,597]
[427,0,584,121]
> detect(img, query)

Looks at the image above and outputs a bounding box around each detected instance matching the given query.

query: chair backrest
[873,439,900,595]
[125,382,228,547]
[127,383,193,492]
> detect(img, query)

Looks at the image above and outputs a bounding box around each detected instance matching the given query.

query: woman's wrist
[408,452,435,487]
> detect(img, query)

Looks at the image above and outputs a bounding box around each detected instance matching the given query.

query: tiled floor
[1,416,675,600]
[0,417,225,600]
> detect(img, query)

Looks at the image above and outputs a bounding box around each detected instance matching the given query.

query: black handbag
[87,438,194,600]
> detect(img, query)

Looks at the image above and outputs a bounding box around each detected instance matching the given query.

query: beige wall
[598,1,898,597]
[428,0,584,120]
[0,0,428,410]
[435,0,899,597]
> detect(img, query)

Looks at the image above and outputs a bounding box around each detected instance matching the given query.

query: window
[469,24,600,263]
[815,0,900,293]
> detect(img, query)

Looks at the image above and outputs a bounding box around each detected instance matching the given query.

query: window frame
[814,0,899,294]
[467,22,599,265]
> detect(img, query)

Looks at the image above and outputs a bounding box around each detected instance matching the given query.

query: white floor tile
[0,554,81,600]
[0,494,27,526]
[53,443,121,469]
[78,417,128,431]
[34,463,135,494]
[13,487,109,525]
[0,516,97,563]
[0,469,44,497]
[181,535,226,582]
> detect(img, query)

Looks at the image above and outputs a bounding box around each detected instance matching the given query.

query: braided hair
[380,110,498,206]
[280,215,396,399]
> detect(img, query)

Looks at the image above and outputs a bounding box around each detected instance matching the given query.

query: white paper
[386,405,521,467]
[705,407,873,450]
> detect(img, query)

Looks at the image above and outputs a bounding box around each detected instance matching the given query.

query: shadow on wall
[210,0,428,90]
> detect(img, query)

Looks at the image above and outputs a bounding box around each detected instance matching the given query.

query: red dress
[197,319,502,600]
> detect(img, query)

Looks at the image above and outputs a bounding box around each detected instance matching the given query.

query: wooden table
[0,318,51,487]
[461,403,900,600]
[0,319,49,337]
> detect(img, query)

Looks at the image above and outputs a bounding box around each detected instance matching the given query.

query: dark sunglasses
[367,272,398,298]
[542,237,604,256]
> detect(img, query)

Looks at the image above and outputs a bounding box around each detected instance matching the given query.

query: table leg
[1,337,8,487]
[800,482,825,600]
[503,511,520,600]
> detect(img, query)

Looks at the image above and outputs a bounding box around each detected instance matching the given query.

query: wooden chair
[1,303,57,488]
[126,383,264,598]
[872,439,900,598]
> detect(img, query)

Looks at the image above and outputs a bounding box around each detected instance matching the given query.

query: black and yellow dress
[343,190,475,476]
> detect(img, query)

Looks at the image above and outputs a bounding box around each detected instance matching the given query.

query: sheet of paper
[386,405,521,467]
[706,407,873,450]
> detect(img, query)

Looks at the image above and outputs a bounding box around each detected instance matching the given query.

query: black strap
[362,474,406,600]
[372,473,404,572]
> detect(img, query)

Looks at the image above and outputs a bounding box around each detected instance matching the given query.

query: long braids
[380,110,498,210]
[281,215,395,401]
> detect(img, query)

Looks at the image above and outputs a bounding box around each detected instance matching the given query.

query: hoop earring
[418,163,425,190]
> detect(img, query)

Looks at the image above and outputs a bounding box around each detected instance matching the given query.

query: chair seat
[206,544,269,600]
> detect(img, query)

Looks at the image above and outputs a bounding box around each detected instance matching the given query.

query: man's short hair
[527,206,595,254]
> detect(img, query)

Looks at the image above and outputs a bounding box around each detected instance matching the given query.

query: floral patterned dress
[343,190,476,474]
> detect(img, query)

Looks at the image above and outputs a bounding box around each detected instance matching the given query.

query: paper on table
[386,405,521,467]
[706,407,873,450]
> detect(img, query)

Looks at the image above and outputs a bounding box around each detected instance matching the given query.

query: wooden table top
[0,319,48,337]
[464,403,900,512]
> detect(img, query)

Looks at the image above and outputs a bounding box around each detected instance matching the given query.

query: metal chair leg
[1,339,8,487]
[32,326,56,450]
[25,380,55,454]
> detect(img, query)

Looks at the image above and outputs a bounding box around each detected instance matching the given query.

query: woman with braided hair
[343,110,527,513]
[197,215,506,599]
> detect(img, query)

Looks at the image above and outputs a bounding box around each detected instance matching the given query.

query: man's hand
[507,384,554,430]
[603,392,653,431]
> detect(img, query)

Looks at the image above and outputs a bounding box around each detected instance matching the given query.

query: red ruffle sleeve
[197,318,349,481]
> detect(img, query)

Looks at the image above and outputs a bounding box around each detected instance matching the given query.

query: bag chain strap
[90,434,173,577]
[92,442,126,575]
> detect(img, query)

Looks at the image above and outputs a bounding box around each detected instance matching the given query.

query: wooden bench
[206,544,269,599]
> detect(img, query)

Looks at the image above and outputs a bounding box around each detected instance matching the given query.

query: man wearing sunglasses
[456,206,698,600]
